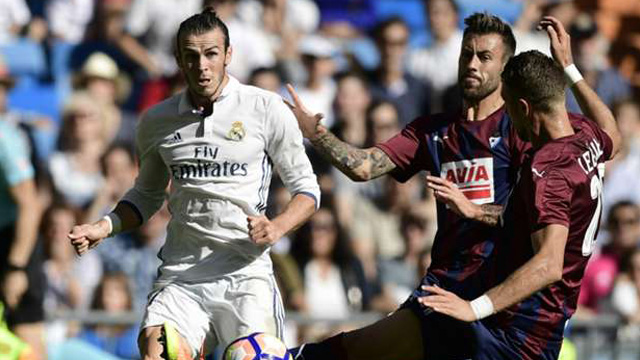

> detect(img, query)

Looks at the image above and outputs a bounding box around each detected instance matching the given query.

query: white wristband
[102,213,122,236]
[470,294,495,320]
[564,64,583,86]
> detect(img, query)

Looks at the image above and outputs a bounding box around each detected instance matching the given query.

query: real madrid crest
[226,121,246,141]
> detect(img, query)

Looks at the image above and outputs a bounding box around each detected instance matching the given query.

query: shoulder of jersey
[143,92,183,121]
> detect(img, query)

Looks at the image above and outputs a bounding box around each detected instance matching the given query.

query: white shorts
[140,273,285,357]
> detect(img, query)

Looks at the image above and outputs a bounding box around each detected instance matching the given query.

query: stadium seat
[0,39,47,78]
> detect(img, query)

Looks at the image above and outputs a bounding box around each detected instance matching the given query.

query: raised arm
[285,84,396,181]
[540,16,621,157]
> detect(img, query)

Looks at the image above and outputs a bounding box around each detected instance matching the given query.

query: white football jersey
[122,76,320,283]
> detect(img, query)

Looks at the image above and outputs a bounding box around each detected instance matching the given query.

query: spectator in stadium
[0,56,48,357]
[96,204,168,311]
[331,72,372,148]
[206,0,276,83]
[565,13,631,114]
[42,202,103,346]
[332,98,396,231]
[48,91,108,209]
[294,207,368,319]
[295,35,338,128]
[365,100,401,146]
[72,52,136,145]
[579,201,640,315]
[380,209,431,307]
[85,143,137,224]
[248,67,283,94]
[0,104,45,360]
[601,100,640,218]
[69,8,319,360]
[368,16,431,126]
[76,272,139,359]
[124,0,203,77]
[408,0,463,111]
[46,0,94,44]
[0,0,43,44]
[612,248,640,340]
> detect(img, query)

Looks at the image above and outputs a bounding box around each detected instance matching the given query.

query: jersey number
[582,164,605,256]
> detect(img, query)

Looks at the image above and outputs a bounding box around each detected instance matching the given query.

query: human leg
[140,283,214,359]
[294,308,424,360]
[138,324,194,360]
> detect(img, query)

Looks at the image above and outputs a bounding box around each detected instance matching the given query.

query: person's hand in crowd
[2,270,28,309]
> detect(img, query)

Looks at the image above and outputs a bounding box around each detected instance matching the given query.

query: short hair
[425,0,459,16]
[176,6,230,53]
[373,16,409,42]
[463,12,516,60]
[607,200,640,227]
[501,50,565,113]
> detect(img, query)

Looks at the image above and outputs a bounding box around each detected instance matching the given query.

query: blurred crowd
[0,0,639,359]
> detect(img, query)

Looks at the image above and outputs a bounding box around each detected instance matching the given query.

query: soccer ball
[223,333,291,360]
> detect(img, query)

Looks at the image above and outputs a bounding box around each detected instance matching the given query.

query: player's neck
[462,87,504,121]
[188,74,229,115]
[533,107,574,148]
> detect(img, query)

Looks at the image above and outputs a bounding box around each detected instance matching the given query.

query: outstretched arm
[68,201,142,256]
[426,175,503,227]
[285,84,396,181]
[540,16,621,157]
[419,224,567,321]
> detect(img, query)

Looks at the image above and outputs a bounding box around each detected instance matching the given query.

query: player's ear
[224,45,233,67]
[517,98,530,118]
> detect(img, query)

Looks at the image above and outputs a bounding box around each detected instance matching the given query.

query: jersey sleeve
[121,113,170,223]
[265,96,321,208]
[375,118,430,182]
[0,125,34,187]
[532,170,572,230]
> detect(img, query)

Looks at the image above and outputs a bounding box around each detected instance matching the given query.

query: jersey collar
[178,75,240,115]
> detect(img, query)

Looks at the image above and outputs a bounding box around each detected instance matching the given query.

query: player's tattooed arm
[311,128,396,181]
[427,175,503,226]
[476,204,503,227]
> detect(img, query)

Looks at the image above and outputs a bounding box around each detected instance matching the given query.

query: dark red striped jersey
[376,107,529,299]
[489,115,614,358]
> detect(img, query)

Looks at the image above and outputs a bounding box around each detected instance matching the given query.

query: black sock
[294,332,348,360]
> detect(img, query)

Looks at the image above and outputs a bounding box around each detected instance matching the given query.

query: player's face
[458,33,506,102]
[177,28,232,102]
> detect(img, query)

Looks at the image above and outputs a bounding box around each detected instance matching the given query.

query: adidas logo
[167,132,183,144]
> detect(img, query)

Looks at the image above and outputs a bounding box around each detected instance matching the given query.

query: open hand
[538,16,573,68]
[418,285,476,322]
[284,84,325,140]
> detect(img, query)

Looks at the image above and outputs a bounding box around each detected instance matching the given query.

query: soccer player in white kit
[68,8,320,360]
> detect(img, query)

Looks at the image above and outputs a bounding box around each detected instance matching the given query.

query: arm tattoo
[477,204,503,227]
[311,131,395,180]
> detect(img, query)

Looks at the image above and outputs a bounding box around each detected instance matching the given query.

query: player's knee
[139,326,165,360]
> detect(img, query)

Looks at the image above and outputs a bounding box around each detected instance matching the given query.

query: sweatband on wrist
[564,64,583,86]
[470,294,495,320]
[102,213,122,236]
